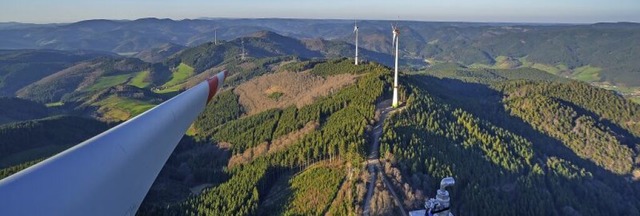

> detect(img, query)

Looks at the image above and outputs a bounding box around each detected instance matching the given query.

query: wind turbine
[392,23,400,108]
[354,20,359,65]
[240,38,246,60]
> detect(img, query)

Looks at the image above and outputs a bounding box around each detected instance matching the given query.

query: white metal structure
[0,71,228,216]
[354,20,359,65]
[392,24,400,108]
[409,177,455,216]
[241,38,246,60]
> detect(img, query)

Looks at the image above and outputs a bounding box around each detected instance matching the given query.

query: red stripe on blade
[206,76,219,103]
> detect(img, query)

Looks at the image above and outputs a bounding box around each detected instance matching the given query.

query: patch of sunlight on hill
[519,57,567,75]
[468,63,494,69]
[85,73,137,91]
[154,85,184,94]
[161,63,194,89]
[129,70,151,88]
[185,124,198,136]
[469,56,522,70]
[95,96,156,121]
[117,52,138,56]
[572,65,602,82]
[45,102,64,107]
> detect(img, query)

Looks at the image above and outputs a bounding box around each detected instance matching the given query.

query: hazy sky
[1,0,639,24]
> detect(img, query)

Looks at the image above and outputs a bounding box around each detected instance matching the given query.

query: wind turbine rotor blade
[0,71,229,215]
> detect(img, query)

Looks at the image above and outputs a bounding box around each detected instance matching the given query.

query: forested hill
[0,49,112,96]
[0,97,50,125]
[2,19,638,87]
[0,116,110,169]
[379,66,640,215]
[0,32,396,123]
[136,59,392,215]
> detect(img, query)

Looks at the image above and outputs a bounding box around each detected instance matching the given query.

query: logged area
[234,71,358,115]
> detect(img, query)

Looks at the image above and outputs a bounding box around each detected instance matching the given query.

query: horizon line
[2,16,639,26]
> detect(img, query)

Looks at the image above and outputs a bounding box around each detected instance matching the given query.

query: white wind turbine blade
[0,71,228,216]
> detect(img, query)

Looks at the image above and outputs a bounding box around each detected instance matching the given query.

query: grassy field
[85,73,137,91]
[470,56,560,72]
[469,57,605,83]
[572,65,602,82]
[468,56,518,70]
[116,52,138,56]
[45,102,64,107]
[519,57,568,75]
[154,85,184,94]
[493,56,518,69]
[130,71,151,88]
[460,57,637,105]
[95,96,156,121]
[161,63,195,89]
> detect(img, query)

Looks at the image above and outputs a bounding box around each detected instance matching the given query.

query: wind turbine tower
[354,20,359,65]
[241,38,246,60]
[214,29,218,45]
[392,24,400,108]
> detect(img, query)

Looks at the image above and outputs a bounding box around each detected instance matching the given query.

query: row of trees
[310,58,389,77]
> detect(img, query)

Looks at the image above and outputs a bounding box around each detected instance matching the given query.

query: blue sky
[1,0,639,24]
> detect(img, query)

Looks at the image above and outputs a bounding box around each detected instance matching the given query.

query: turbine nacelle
[391,24,400,46]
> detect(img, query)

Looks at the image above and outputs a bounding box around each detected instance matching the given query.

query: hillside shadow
[403,75,640,215]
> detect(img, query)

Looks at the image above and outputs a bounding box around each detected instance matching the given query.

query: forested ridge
[0,116,110,171]
[134,59,391,215]
[0,97,51,124]
[378,70,640,215]
[0,116,110,161]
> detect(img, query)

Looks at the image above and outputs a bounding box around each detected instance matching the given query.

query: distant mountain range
[0,31,401,122]
[1,18,638,87]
